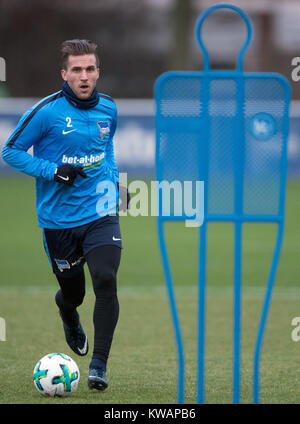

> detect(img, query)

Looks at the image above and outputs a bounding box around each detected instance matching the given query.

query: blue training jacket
[1,90,119,229]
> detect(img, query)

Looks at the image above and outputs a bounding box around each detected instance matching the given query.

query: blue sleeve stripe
[7,91,63,147]
[42,229,52,264]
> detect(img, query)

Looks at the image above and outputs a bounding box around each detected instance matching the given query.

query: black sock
[92,292,119,364]
[90,358,106,371]
[86,245,121,364]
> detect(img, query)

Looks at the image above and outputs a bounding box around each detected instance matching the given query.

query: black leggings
[55,245,121,364]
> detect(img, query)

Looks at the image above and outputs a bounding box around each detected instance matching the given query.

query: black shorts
[43,215,122,277]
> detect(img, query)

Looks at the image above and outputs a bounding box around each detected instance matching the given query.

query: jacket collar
[62,82,99,109]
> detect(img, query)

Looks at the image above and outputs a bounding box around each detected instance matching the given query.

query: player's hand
[54,164,87,186]
[117,182,130,211]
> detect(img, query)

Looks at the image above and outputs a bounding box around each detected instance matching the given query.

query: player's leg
[55,271,89,356]
[55,271,85,325]
[42,228,88,356]
[85,244,121,390]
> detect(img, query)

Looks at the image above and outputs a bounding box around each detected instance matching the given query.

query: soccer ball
[33,353,80,397]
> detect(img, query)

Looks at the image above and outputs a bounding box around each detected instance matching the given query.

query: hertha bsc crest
[97,121,110,139]
[54,259,70,272]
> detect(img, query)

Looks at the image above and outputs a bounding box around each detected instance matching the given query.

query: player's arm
[105,108,130,210]
[105,107,119,183]
[1,106,57,180]
[1,105,86,185]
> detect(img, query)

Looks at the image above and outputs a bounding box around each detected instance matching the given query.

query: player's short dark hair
[61,39,100,69]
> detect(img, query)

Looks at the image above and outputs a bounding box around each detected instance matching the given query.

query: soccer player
[1,39,129,391]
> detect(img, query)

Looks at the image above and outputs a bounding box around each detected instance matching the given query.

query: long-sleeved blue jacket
[1,90,119,228]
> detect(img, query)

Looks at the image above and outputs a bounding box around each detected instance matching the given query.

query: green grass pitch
[0,176,300,404]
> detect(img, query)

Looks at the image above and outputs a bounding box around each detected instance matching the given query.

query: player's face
[61,54,100,100]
